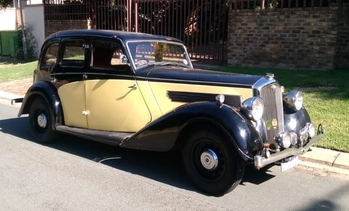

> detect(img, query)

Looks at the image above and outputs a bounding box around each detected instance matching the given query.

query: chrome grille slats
[259,84,284,147]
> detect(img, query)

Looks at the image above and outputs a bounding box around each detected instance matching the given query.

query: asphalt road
[1,100,349,211]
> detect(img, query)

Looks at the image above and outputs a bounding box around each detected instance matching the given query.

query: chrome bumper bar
[254,133,324,170]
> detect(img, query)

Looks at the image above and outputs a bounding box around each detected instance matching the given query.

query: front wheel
[29,97,57,143]
[182,127,245,196]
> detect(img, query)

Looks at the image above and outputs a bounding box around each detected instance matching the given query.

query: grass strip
[0,61,37,82]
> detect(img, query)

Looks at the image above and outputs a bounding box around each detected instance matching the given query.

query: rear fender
[18,81,63,129]
[121,102,263,160]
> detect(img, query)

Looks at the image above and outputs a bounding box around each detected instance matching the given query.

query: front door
[85,79,151,132]
[84,39,151,132]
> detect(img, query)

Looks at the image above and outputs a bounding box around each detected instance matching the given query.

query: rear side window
[61,39,85,67]
[42,42,59,67]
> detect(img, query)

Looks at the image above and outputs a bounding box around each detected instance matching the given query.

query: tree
[0,0,13,8]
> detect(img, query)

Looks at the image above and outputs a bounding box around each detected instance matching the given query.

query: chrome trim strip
[144,77,253,88]
[254,133,324,169]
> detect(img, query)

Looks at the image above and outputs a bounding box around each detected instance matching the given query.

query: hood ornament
[266,73,274,80]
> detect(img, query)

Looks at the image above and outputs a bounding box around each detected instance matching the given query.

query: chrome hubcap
[200,149,218,170]
[37,113,47,128]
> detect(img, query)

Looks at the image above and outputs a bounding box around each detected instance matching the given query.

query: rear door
[56,38,88,128]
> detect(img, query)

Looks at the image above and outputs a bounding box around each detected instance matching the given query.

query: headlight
[284,90,303,111]
[241,97,264,121]
[276,131,298,149]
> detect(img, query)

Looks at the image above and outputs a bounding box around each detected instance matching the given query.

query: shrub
[17,24,38,61]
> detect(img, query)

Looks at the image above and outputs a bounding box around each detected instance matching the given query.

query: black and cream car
[15,30,324,196]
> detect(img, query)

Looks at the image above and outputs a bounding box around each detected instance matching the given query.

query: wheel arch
[173,118,250,161]
[173,118,233,150]
[18,81,64,129]
[284,107,311,133]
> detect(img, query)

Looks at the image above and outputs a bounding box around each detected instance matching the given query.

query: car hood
[138,66,263,88]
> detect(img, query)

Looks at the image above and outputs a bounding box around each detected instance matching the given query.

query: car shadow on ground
[241,164,276,186]
[0,116,277,194]
[0,116,33,140]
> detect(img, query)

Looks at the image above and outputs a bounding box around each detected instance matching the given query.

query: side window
[91,40,126,69]
[42,42,59,67]
[61,39,85,67]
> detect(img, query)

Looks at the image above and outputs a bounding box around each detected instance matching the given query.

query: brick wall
[227,3,349,70]
[334,3,349,69]
[45,20,89,38]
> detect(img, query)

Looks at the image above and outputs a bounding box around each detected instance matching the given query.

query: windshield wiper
[136,61,189,71]
[154,62,189,68]
[135,62,156,70]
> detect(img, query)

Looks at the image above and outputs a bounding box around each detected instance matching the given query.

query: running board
[56,125,134,146]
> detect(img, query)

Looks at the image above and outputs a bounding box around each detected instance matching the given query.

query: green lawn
[213,67,349,152]
[0,60,37,82]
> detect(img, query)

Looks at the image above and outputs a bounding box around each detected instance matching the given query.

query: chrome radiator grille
[260,84,284,146]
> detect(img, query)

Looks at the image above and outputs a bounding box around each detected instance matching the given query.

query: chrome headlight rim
[241,97,264,121]
[283,90,304,111]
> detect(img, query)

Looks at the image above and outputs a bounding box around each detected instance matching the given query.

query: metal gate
[130,0,228,64]
[44,0,229,64]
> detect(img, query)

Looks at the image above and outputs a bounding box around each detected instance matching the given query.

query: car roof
[46,29,183,43]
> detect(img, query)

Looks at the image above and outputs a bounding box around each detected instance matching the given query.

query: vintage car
[14,29,324,196]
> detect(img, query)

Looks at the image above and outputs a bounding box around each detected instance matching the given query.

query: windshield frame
[125,40,193,72]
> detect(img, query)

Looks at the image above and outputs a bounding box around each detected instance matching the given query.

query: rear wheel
[182,127,245,196]
[29,97,57,143]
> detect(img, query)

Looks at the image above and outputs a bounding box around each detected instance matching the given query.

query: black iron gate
[44,0,229,64]
[130,0,228,64]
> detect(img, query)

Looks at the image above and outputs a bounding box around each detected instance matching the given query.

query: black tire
[29,97,57,143]
[182,127,245,196]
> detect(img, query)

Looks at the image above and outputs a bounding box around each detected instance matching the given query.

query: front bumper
[254,133,324,170]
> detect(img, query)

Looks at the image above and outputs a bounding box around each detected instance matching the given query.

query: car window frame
[58,38,87,70]
[39,38,60,70]
[88,37,134,76]
[125,39,193,72]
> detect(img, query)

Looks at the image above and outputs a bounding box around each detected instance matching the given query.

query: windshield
[127,41,192,70]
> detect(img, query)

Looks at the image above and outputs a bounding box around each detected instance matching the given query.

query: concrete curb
[0,89,348,174]
[299,147,349,171]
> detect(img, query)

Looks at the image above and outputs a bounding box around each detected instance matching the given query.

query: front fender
[284,107,311,133]
[121,102,263,160]
[18,81,63,128]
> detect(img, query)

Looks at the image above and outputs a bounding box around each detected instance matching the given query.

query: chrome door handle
[128,84,137,89]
